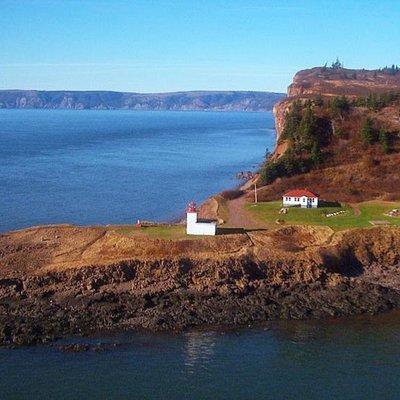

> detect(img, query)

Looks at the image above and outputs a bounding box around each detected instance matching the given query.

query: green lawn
[246,201,400,231]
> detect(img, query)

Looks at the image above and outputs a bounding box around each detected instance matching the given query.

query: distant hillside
[0,90,285,112]
[256,66,400,203]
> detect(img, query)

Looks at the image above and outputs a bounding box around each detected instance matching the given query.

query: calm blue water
[0,110,274,232]
[1,110,399,398]
[1,312,400,399]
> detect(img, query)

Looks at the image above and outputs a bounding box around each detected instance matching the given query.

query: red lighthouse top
[187,201,197,213]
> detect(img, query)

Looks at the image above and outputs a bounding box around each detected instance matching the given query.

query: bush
[334,127,347,138]
[260,154,312,185]
[330,96,350,118]
[220,190,244,200]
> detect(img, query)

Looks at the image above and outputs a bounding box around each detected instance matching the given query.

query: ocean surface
[1,109,400,399]
[2,312,400,399]
[0,109,275,232]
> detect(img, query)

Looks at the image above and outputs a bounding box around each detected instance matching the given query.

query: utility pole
[254,183,258,204]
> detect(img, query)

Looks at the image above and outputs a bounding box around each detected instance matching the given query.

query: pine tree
[298,103,316,149]
[360,118,375,145]
[330,96,350,118]
[311,141,323,165]
[314,94,324,107]
[331,57,343,69]
[281,100,302,141]
[379,129,390,153]
[367,93,379,111]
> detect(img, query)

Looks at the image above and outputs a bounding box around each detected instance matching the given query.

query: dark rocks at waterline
[1,279,400,347]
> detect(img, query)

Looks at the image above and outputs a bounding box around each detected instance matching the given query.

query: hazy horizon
[1,0,400,92]
[0,88,286,94]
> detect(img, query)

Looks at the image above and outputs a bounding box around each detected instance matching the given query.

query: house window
[302,198,306,202]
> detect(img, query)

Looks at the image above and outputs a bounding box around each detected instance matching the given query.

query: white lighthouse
[186,202,217,236]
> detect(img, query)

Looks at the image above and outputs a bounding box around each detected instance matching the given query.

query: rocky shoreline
[1,224,399,346]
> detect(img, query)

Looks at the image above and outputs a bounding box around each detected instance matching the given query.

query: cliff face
[266,66,400,202]
[0,90,285,112]
[288,67,400,97]
[1,224,400,346]
[274,66,400,136]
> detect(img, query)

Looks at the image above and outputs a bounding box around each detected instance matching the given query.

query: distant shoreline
[0,89,286,112]
[0,108,272,114]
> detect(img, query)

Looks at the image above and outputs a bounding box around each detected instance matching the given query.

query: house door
[307,198,312,208]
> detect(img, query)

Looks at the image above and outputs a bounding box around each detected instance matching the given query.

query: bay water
[0,109,274,232]
[1,109,398,399]
[1,312,400,399]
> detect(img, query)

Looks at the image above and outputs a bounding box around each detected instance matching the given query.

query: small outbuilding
[186,202,217,235]
[282,189,319,208]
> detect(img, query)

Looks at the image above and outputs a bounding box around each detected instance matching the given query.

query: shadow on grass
[216,227,267,235]
[319,200,342,208]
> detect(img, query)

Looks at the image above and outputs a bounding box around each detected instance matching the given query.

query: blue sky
[1,0,399,93]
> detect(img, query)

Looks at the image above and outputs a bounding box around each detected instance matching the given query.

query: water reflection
[184,331,217,373]
[3,314,400,399]
[271,310,400,345]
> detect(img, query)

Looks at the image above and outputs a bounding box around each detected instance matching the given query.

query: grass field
[246,201,400,231]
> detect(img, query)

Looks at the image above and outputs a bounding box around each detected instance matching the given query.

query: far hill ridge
[0,90,285,112]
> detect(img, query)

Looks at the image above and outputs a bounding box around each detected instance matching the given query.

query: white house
[282,189,319,208]
[186,202,217,235]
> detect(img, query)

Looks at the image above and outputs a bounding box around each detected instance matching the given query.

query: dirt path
[349,203,361,216]
[224,195,266,229]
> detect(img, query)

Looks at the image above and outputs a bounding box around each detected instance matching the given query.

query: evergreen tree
[260,163,278,184]
[314,94,324,107]
[298,103,316,149]
[281,148,296,176]
[367,93,379,111]
[281,100,302,141]
[311,141,323,165]
[355,96,367,107]
[379,129,390,153]
[330,96,350,118]
[360,118,375,145]
[331,57,343,69]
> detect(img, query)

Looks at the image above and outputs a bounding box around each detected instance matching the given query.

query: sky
[1,0,400,93]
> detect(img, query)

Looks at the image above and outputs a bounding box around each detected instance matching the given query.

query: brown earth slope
[1,225,400,346]
[260,66,400,203]
[288,67,400,98]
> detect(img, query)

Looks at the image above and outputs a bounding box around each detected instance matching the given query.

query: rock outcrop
[1,224,400,346]
[274,66,400,138]
[288,67,400,98]
[264,66,400,202]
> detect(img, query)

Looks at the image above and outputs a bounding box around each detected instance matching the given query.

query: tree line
[260,93,396,185]
[261,101,323,184]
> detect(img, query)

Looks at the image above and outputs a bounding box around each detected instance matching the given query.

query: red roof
[283,189,319,198]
